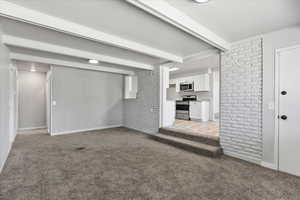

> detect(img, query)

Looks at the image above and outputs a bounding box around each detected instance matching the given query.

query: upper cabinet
[124,75,138,99]
[193,74,210,92]
[170,73,210,92]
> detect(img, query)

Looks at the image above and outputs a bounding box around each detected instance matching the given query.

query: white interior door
[278,46,300,177]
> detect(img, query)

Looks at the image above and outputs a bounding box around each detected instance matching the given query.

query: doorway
[276,45,300,177]
[160,52,220,140]
[14,61,51,135]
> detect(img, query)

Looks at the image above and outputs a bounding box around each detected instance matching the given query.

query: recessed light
[169,67,180,72]
[30,64,36,72]
[89,59,99,64]
[193,0,210,4]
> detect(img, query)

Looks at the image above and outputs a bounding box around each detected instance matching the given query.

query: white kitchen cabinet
[190,101,210,121]
[194,74,210,92]
[124,75,138,99]
[171,74,210,92]
[190,101,202,119]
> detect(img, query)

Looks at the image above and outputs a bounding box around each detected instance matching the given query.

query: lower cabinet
[189,101,210,121]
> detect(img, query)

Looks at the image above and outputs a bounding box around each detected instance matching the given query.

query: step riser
[149,135,222,158]
[159,128,220,147]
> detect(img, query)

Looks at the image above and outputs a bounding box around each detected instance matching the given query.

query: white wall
[18,71,47,130]
[51,66,123,135]
[0,24,12,173]
[262,25,300,166]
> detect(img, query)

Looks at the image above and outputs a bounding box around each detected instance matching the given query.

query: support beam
[0,0,182,63]
[9,53,135,75]
[3,35,153,70]
[126,0,231,51]
[183,49,220,62]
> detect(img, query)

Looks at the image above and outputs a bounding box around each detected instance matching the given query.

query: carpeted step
[159,128,220,147]
[148,133,223,158]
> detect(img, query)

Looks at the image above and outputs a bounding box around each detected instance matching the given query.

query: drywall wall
[0,24,11,173]
[51,66,123,134]
[123,66,160,133]
[262,26,300,166]
[18,71,47,130]
[220,37,263,164]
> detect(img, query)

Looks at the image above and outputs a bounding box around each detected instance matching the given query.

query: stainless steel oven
[180,82,193,92]
[175,95,197,120]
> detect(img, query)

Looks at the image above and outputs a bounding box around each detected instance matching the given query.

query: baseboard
[51,124,123,136]
[261,161,278,170]
[18,126,47,131]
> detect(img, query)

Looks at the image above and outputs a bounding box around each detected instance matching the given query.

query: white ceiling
[5,0,215,57]
[1,18,162,66]
[166,0,300,42]
[170,54,220,76]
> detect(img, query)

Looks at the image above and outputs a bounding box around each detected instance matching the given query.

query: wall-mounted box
[124,75,138,99]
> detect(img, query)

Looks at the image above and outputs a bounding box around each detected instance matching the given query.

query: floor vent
[75,147,86,151]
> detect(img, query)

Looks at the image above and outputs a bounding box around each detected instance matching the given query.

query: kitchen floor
[168,120,219,138]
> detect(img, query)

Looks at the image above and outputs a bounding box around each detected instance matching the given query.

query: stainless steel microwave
[180,82,194,91]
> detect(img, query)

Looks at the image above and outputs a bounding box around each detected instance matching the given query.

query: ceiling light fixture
[193,0,210,4]
[89,59,99,64]
[30,64,36,72]
[169,67,180,72]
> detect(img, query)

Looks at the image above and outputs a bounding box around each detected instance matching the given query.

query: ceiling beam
[0,0,183,63]
[126,0,231,51]
[3,35,154,70]
[183,49,220,62]
[10,53,135,75]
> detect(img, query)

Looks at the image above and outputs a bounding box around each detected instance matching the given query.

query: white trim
[18,126,47,131]
[261,161,277,170]
[126,0,230,51]
[51,124,123,136]
[0,0,182,63]
[274,44,300,172]
[3,35,153,70]
[10,53,135,75]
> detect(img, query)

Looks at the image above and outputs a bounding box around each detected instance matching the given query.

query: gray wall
[124,66,160,133]
[0,24,11,172]
[262,26,300,165]
[18,71,47,129]
[51,66,123,134]
[220,37,263,164]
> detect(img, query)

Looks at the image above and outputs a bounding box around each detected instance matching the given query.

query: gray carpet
[0,127,300,200]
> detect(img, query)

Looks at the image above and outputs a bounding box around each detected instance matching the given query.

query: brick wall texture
[220,38,263,163]
[123,66,160,133]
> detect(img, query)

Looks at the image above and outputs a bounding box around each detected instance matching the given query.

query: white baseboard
[18,126,47,131]
[261,161,278,170]
[51,124,123,136]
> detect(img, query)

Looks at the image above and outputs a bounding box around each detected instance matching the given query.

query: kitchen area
[162,52,220,138]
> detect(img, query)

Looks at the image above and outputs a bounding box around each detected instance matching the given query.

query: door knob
[281,115,288,120]
[281,91,287,95]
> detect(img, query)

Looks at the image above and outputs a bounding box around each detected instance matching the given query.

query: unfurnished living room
[0,0,300,199]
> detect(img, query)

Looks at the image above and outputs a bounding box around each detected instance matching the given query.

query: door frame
[274,44,300,171]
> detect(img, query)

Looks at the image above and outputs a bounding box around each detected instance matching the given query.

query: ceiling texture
[1,0,299,74]
[166,0,300,42]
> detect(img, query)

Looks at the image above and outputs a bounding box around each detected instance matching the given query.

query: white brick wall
[123,66,160,133]
[220,38,263,163]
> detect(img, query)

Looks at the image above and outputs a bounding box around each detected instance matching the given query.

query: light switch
[52,101,57,106]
